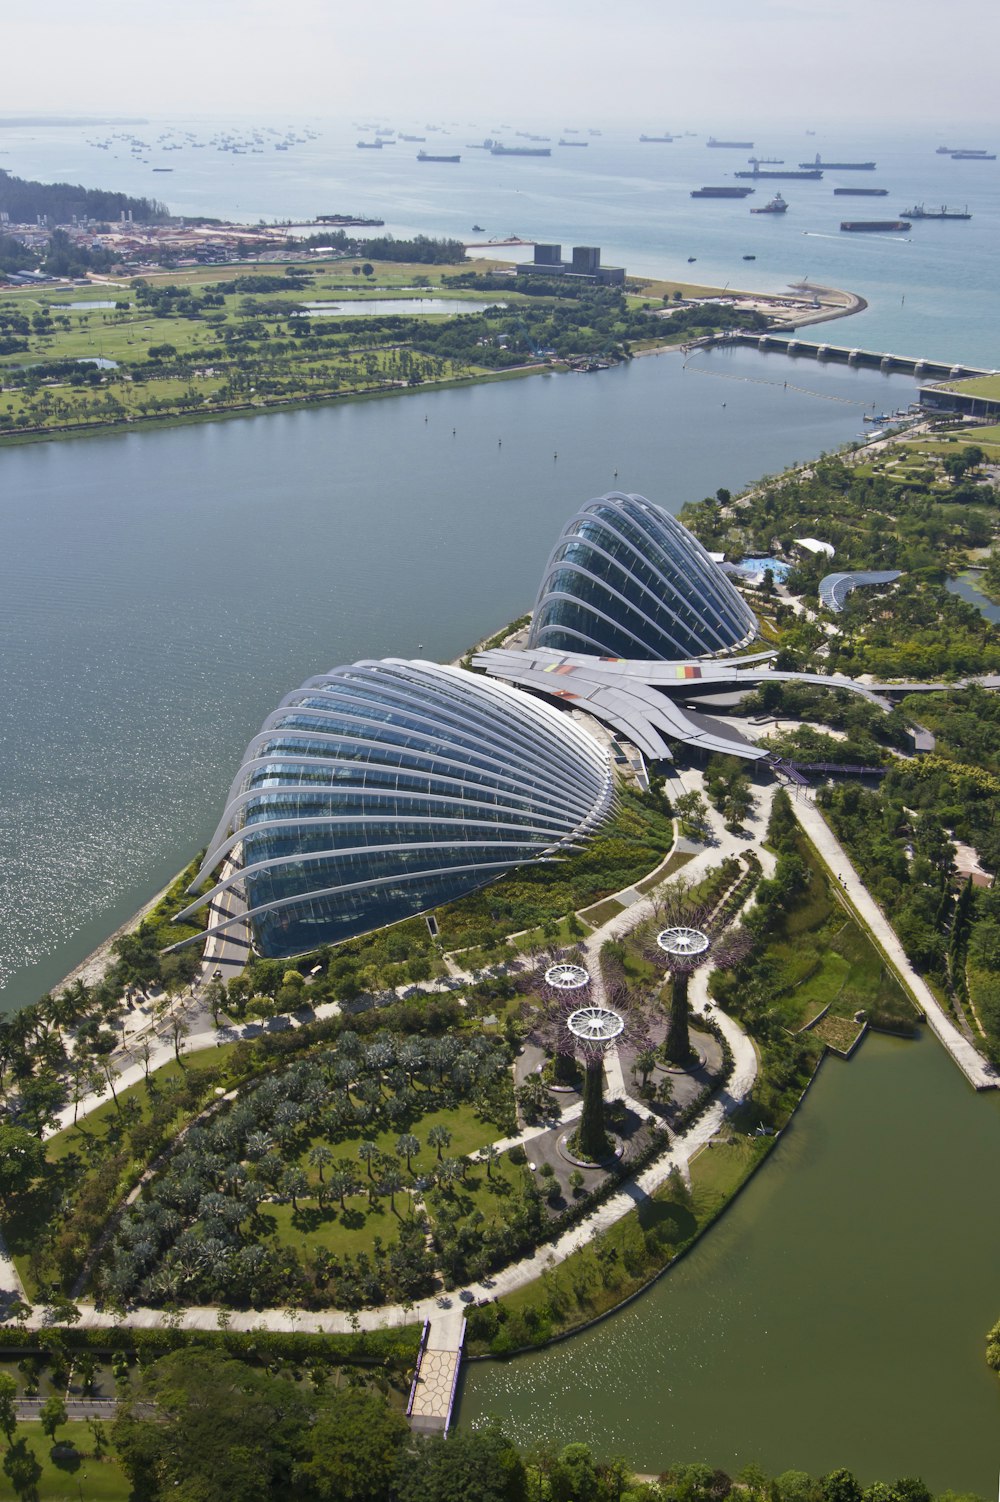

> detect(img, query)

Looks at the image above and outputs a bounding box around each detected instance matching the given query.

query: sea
[1,115,998,365]
[0,115,997,1011]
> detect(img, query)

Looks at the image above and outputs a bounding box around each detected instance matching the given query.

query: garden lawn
[300,1100,503,1193]
[425,1152,527,1236]
[263,1194,406,1260]
[46,1044,242,1166]
[5,1421,130,1501]
[688,1136,765,1222]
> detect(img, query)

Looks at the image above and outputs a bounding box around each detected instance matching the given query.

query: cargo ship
[834,187,889,195]
[356,140,383,149]
[938,146,990,155]
[398,134,426,142]
[951,150,996,160]
[750,193,788,213]
[707,137,753,148]
[559,139,589,146]
[735,167,821,180]
[840,219,910,232]
[800,154,875,169]
[691,185,755,198]
[639,133,675,142]
[417,150,460,162]
[900,204,971,219]
[490,143,551,156]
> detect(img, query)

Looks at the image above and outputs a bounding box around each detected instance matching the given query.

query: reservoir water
[0,349,920,1013]
[459,1032,1000,1494]
[298,298,506,316]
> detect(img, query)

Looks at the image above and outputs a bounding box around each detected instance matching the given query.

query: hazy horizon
[3,0,998,132]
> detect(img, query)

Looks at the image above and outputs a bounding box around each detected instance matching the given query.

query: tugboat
[751,193,788,213]
[471,224,485,232]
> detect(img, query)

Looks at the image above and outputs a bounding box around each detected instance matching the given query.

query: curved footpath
[792,791,997,1091]
[2,783,767,1337]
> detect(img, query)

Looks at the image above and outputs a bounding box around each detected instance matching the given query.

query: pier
[707,329,995,383]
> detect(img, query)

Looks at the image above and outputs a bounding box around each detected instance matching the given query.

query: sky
[2,0,999,128]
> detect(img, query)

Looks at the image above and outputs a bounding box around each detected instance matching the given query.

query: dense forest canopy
[0,168,169,225]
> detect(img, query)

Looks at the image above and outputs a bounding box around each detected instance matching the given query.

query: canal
[458,1031,1000,1493]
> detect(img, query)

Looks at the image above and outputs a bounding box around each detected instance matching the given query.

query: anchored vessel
[901,204,971,219]
[751,193,788,213]
[707,137,754,148]
[834,187,889,196]
[801,153,875,169]
[840,219,911,231]
[691,185,755,197]
[417,150,460,162]
[736,166,821,180]
[490,143,551,156]
[639,133,676,142]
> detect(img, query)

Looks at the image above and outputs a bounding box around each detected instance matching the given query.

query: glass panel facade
[185,660,613,959]
[528,492,757,660]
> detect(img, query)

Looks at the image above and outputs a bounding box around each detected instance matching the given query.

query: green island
[4,176,1000,1498]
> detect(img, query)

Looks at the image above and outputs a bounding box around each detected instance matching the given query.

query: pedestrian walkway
[407,1309,465,1434]
[792,792,997,1091]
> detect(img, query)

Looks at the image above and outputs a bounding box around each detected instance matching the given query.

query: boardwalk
[792,793,997,1091]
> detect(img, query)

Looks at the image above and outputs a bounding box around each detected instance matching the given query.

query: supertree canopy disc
[656,926,710,961]
[544,963,591,991]
[566,1005,626,1053]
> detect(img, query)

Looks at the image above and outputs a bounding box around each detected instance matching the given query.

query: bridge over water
[707,330,995,384]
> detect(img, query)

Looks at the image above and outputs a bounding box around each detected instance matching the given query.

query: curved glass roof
[528,492,758,660]
[819,569,902,614]
[177,660,614,958]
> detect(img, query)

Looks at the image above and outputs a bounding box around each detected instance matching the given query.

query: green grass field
[3,1422,129,1502]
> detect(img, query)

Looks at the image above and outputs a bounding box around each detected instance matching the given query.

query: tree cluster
[103,1028,512,1308]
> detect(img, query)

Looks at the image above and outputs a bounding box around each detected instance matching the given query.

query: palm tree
[427,1125,451,1162]
[358,1140,379,1180]
[308,1145,334,1184]
[395,1134,421,1174]
[326,1169,359,1210]
[634,1048,658,1091]
[379,1165,406,1215]
[482,1143,499,1180]
[280,1168,309,1213]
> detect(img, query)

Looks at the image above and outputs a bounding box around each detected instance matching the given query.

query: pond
[458,1031,1000,1495]
[947,571,1000,624]
[296,298,507,316]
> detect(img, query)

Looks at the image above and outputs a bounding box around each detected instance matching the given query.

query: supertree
[646,885,752,1068]
[536,962,648,1162]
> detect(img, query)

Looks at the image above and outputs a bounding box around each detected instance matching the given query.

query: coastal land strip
[0,250,864,446]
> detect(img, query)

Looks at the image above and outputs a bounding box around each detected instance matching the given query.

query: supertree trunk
[664,971,694,1066]
[576,1057,610,1160]
[553,1048,578,1086]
